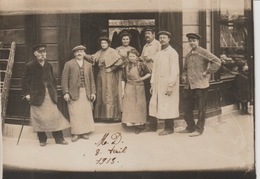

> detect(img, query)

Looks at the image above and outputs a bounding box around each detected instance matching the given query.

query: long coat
[61,59,96,100]
[149,45,179,119]
[21,59,57,106]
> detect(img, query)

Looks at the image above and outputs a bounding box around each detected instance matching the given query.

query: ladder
[0,42,16,129]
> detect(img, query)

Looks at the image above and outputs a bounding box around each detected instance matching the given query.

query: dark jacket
[61,59,96,100]
[21,59,58,106]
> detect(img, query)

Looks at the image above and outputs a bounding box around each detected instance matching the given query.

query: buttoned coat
[183,46,221,89]
[149,45,179,119]
[21,59,57,106]
[61,59,96,100]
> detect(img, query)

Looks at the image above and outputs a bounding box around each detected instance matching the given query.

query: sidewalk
[2,109,254,172]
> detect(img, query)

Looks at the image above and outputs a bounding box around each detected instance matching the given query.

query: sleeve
[150,54,158,85]
[89,65,96,94]
[140,45,145,59]
[61,62,70,95]
[182,56,188,79]
[151,42,161,62]
[21,64,30,96]
[50,65,57,89]
[121,66,127,82]
[203,50,221,74]
[140,62,151,76]
[83,54,95,64]
[168,51,179,87]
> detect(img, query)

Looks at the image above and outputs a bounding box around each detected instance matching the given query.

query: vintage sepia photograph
[0,0,256,178]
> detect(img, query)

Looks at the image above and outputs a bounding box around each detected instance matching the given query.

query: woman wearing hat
[92,36,123,122]
[121,49,151,134]
[116,31,137,111]
[116,31,137,63]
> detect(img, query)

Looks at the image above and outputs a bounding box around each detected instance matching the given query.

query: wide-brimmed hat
[186,33,202,40]
[72,45,86,52]
[32,44,46,52]
[158,31,172,38]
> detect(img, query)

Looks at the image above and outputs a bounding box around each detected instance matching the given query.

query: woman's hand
[90,94,96,102]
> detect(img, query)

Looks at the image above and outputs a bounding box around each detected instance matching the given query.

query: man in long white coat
[149,31,179,135]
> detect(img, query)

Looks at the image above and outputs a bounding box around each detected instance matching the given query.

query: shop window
[108,19,155,52]
[218,0,248,79]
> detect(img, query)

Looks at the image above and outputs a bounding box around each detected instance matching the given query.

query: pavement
[2,107,255,172]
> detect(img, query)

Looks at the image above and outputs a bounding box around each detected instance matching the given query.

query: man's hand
[181,76,187,84]
[143,56,152,62]
[165,86,173,96]
[90,94,96,102]
[64,93,70,102]
[25,95,30,101]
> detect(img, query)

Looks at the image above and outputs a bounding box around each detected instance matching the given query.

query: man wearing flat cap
[141,27,161,127]
[61,45,96,142]
[180,33,221,137]
[22,44,70,147]
[148,30,179,135]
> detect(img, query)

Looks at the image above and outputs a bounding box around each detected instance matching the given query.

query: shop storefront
[0,0,253,125]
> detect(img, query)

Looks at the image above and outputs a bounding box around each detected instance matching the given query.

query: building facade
[0,0,254,125]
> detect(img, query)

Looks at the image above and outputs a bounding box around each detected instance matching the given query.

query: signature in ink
[95,132,122,146]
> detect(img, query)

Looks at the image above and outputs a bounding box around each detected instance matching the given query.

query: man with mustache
[22,44,70,147]
[149,31,179,135]
[180,33,221,137]
[61,45,96,142]
[141,27,161,132]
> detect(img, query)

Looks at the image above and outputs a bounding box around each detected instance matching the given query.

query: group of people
[22,27,222,147]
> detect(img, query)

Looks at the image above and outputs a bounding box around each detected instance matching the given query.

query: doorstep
[2,104,239,140]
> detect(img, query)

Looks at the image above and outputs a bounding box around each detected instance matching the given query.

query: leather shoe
[40,142,47,147]
[71,135,80,142]
[159,129,173,136]
[134,127,141,134]
[177,128,194,133]
[56,140,69,145]
[81,134,89,140]
[142,126,157,132]
[189,131,202,137]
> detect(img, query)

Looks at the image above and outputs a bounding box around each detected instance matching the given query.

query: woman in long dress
[121,49,151,134]
[93,36,123,122]
[116,31,137,112]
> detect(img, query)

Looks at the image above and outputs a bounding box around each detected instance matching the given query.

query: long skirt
[30,88,70,132]
[94,68,121,120]
[68,88,95,135]
[122,83,147,126]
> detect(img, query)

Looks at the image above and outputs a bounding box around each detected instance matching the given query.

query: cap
[186,33,202,40]
[158,31,172,38]
[119,31,132,39]
[72,45,86,52]
[32,44,46,52]
[143,27,155,33]
[99,36,111,43]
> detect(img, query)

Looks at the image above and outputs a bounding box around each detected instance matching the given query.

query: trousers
[182,87,207,133]
[37,130,64,143]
